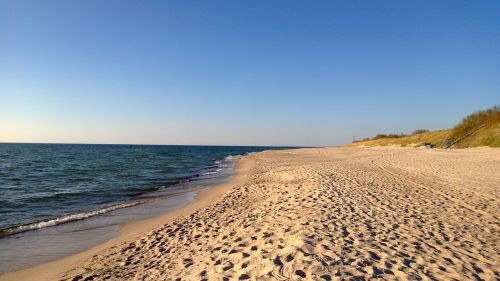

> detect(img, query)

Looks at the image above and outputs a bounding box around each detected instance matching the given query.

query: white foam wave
[224,154,241,161]
[1,201,142,237]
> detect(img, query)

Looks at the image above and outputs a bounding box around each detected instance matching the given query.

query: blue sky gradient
[1,0,499,146]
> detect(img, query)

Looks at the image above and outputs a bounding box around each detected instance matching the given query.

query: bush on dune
[373,133,406,140]
[449,106,500,140]
[412,129,429,135]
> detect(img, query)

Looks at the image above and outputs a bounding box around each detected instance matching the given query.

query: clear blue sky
[1,0,498,146]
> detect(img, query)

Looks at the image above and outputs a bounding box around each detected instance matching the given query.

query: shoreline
[2,146,498,280]
[0,152,257,281]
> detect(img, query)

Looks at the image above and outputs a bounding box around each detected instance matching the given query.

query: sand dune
[3,147,499,280]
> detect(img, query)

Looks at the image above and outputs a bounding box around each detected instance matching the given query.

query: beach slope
[2,147,499,280]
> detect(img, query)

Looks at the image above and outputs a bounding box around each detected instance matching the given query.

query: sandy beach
[1,147,499,281]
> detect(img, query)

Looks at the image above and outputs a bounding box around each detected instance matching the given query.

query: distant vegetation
[412,129,430,135]
[350,106,500,148]
[449,106,500,140]
[372,133,406,140]
[366,129,431,141]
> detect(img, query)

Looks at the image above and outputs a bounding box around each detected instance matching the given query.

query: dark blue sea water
[0,143,284,237]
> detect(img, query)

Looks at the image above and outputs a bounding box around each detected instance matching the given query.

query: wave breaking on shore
[0,154,244,239]
[0,201,142,238]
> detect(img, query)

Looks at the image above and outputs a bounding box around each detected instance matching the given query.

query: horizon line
[0,141,311,148]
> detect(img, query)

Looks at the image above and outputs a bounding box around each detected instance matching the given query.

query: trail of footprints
[64,149,498,281]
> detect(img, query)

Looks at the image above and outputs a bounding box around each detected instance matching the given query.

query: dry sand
[1,147,499,281]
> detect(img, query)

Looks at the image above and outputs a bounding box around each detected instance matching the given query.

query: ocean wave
[224,155,240,160]
[0,201,142,238]
[0,152,253,238]
[23,190,91,203]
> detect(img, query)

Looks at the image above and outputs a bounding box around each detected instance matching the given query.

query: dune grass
[350,106,499,148]
[349,130,451,148]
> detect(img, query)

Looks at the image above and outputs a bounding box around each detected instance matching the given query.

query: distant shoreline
[0,144,285,274]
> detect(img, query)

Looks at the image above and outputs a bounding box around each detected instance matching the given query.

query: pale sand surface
[2,147,499,280]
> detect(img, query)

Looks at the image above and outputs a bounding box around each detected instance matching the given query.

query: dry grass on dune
[351,106,500,148]
[348,130,451,148]
[454,122,500,148]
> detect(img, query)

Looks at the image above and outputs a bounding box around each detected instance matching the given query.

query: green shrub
[412,129,429,135]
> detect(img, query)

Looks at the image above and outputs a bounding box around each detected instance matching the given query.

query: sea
[0,143,289,273]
